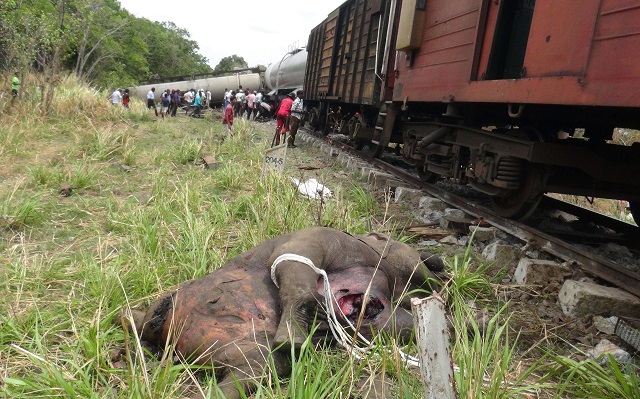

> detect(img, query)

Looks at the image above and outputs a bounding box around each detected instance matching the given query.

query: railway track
[303,131,640,298]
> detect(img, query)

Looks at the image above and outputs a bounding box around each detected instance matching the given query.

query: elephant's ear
[358,232,391,258]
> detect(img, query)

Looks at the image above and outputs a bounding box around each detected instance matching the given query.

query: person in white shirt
[223,89,230,110]
[183,90,193,104]
[288,90,304,148]
[111,89,122,106]
[147,87,158,116]
[245,90,256,120]
[235,89,244,116]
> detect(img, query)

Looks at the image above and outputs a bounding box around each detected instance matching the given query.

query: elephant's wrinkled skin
[129,227,443,399]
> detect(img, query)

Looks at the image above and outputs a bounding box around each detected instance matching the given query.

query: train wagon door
[485,0,536,80]
[317,9,340,98]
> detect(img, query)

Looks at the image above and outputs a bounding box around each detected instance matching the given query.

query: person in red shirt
[223,96,237,136]
[274,92,294,145]
[122,89,130,109]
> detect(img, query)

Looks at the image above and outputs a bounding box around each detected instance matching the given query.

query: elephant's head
[356,232,443,297]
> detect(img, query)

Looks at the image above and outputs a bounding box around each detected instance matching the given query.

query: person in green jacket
[11,72,20,99]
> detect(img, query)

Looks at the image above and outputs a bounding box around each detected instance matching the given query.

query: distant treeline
[0,0,219,89]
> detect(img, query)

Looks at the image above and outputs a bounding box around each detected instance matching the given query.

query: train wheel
[417,164,440,183]
[490,166,544,220]
[629,201,640,225]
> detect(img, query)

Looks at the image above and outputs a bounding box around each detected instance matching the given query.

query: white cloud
[117,0,346,68]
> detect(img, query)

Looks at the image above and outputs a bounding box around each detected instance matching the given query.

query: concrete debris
[444,208,467,219]
[440,213,473,233]
[468,226,497,242]
[439,235,460,245]
[593,315,617,335]
[419,197,448,213]
[418,240,441,247]
[482,242,520,266]
[586,339,631,364]
[559,280,640,318]
[199,153,219,169]
[367,170,397,189]
[594,242,640,274]
[394,187,423,206]
[513,259,571,285]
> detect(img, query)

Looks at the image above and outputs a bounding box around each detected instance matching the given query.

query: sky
[117,0,347,68]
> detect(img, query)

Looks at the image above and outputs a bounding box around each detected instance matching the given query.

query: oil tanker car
[264,47,308,98]
[303,0,640,223]
[129,48,307,106]
[129,72,263,106]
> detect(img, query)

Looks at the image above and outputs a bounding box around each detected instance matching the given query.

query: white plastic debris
[291,178,332,200]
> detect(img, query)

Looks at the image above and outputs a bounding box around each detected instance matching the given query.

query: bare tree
[73,0,128,80]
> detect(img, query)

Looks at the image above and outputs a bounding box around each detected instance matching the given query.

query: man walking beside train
[274,92,294,145]
[287,90,304,148]
[147,87,158,116]
[222,96,237,136]
[245,90,256,120]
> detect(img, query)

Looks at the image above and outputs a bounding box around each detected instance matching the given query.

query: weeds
[0,182,44,229]
[2,75,636,399]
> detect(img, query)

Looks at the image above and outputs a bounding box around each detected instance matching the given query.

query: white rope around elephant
[270,253,420,367]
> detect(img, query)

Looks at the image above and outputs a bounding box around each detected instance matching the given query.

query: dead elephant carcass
[125,227,443,398]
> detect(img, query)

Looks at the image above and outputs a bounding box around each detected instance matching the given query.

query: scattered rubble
[559,280,640,318]
[301,131,640,361]
[586,339,631,364]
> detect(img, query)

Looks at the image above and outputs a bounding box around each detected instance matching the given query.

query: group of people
[222,86,304,148]
[110,87,211,119]
[109,84,305,147]
[274,89,304,147]
[223,86,265,120]
[110,88,130,108]
[150,87,210,119]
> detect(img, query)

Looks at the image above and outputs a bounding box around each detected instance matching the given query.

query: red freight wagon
[305,0,640,222]
[394,0,640,108]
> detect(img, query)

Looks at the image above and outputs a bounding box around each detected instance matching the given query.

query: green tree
[1,0,215,95]
[214,55,249,75]
[137,20,211,79]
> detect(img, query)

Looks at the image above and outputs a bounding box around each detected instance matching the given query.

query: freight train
[300,0,640,224]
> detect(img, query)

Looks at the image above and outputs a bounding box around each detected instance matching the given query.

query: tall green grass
[3,73,639,399]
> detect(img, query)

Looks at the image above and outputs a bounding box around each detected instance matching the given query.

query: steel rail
[371,158,640,297]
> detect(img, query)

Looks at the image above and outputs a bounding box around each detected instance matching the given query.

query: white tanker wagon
[264,47,308,99]
[129,73,263,106]
[128,47,308,106]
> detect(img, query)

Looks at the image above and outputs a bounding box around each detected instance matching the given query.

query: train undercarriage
[309,101,640,225]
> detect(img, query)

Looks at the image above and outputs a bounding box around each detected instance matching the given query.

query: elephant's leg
[273,261,321,348]
[130,309,146,333]
[217,348,290,399]
[118,309,146,334]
